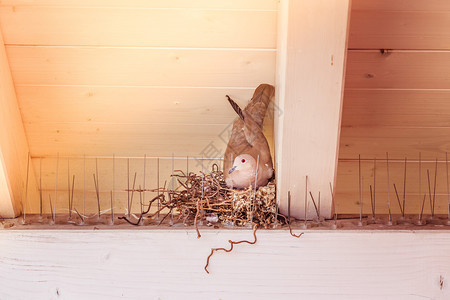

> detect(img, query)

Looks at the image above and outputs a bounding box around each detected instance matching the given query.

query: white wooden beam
[0,29,38,217]
[0,229,448,298]
[275,0,351,220]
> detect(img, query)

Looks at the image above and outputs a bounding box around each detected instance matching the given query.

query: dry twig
[204,224,258,274]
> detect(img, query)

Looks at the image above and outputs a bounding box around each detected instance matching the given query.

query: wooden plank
[0,29,39,217]
[15,86,255,125]
[0,230,449,298]
[29,156,209,214]
[336,160,450,214]
[0,0,277,10]
[0,7,276,48]
[276,0,350,220]
[342,90,450,127]
[16,85,275,160]
[352,0,450,11]
[24,122,259,157]
[339,127,450,160]
[345,50,450,89]
[349,10,450,50]
[6,46,275,87]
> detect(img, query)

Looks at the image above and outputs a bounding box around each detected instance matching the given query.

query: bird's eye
[241,159,246,163]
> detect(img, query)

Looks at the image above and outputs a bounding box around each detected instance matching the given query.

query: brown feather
[226,95,244,121]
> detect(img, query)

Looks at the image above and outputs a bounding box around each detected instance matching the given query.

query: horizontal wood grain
[342,90,450,127]
[352,0,450,11]
[0,0,277,10]
[349,10,450,50]
[29,155,216,214]
[15,86,256,125]
[0,230,449,298]
[335,160,450,214]
[6,46,275,87]
[24,122,250,157]
[0,6,276,48]
[339,127,450,160]
[345,50,450,89]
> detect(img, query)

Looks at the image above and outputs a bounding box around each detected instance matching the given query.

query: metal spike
[358,176,363,226]
[82,154,86,224]
[142,154,146,217]
[54,153,59,223]
[386,152,392,225]
[303,175,308,228]
[318,191,321,220]
[157,157,160,219]
[287,191,291,225]
[358,154,362,225]
[39,157,43,217]
[427,169,432,218]
[130,172,137,216]
[112,154,115,225]
[447,152,450,225]
[418,152,422,224]
[95,158,100,219]
[432,158,438,218]
[329,182,337,229]
[373,158,376,219]
[67,158,71,219]
[402,157,407,218]
[23,152,30,224]
[49,194,54,224]
[127,158,130,218]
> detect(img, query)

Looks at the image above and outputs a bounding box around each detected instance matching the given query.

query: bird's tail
[244,84,275,128]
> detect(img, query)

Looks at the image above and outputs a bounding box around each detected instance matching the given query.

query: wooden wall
[2,0,449,217]
[0,0,277,214]
[337,0,450,214]
[0,27,39,217]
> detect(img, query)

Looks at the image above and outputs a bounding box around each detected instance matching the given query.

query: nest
[170,169,278,229]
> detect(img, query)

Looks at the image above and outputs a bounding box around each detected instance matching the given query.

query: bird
[223,84,275,189]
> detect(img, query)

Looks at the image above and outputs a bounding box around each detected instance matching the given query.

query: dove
[223,84,275,189]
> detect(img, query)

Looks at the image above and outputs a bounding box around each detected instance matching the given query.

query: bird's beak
[228,166,237,174]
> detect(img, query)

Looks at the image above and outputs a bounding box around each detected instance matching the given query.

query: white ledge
[0,229,449,299]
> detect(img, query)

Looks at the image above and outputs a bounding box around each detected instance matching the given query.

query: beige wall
[337,0,450,215]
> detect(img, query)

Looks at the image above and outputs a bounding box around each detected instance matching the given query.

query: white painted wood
[0,229,448,299]
[276,0,351,219]
[0,28,39,217]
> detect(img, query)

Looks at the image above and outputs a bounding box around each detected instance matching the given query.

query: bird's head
[228,154,256,175]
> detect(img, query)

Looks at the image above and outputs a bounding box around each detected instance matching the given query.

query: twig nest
[169,170,277,228]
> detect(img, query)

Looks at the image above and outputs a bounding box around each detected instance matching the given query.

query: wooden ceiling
[0,0,277,159]
[338,0,450,214]
[0,0,277,214]
[2,0,450,215]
